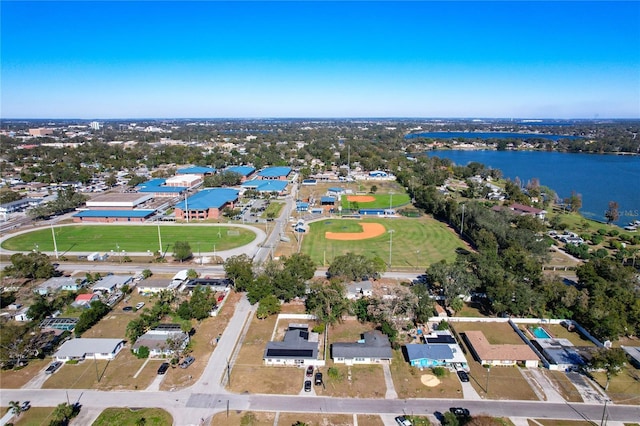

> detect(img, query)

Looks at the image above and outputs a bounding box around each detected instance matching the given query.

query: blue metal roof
[242,180,288,192]
[174,188,239,210]
[73,210,155,218]
[177,166,216,174]
[136,178,186,193]
[328,187,344,193]
[226,166,256,177]
[405,344,453,361]
[258,166,291,178]
[321,196,336,203]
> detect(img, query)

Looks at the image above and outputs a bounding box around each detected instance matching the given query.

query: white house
[92,275,133,294]
[131,324,189,358]
[332,330,392,365]
[53,338,125,361]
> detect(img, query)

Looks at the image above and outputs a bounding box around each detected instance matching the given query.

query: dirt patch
[346,195,376,202]
[420,374,441,387]
[325,222,386,241]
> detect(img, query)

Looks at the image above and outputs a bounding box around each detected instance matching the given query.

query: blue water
[407,132,583,141]
[532,327,552,339]
[426,150,640,226]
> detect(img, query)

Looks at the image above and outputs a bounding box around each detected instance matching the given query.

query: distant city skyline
[1,1,639,119]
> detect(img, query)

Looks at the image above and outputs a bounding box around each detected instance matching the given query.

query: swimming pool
[532,326,552,339]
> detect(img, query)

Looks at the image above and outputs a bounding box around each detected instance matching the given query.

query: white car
[135,302,145,310]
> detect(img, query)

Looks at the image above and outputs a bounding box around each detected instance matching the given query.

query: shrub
[594,248,609,259]
[608,229,620,237]
[135,346,150,359]
[327,366,342,380]
[597,228,607,235]
[590,234,603,245]
[432,366,447,377]
[312,323,325,333]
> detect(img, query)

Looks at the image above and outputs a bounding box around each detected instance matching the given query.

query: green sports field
[302,217,467,269]
[341,193,412,210]
[1,225,256,254]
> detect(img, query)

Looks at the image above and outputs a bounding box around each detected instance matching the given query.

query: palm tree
[9,400,21,417]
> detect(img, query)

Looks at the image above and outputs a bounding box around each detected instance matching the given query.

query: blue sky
[2,1,639,119]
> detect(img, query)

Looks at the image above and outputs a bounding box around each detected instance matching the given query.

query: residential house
[345,281,373,300]
[263,324,319,366]
[463,330,539,367]
[332,330,392,365]
[531,338,586,371]
[53,338,125,361]
[91,275,132,294]
[405,331,468,370]
[72,293,100,308]
[131,324,189,358]
[34,277,87,295]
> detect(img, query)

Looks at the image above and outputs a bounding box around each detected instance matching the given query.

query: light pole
[51,224,59,259]
[486,366,491,395]
[389,191,394,211]
[600,399,610,426]
[157,222,163,253]
[460,204,466,237]
[388,229,394,268]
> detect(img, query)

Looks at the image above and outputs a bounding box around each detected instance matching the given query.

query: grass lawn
[590,365,640,405]
[453,321,525,345]
[0,358,49,389]
[209,412,376,426]
[261,202,284,219]
[92,407,172,426]
[303,217,466,269]
[389,350,464,399]
[1,224,255,253]
[318,363,387,398]
[531,420,594,426]
[341,192,412,210]
[547,370,584,402]
[544,324,597,347]
[228,313,302,395]
[161,291,241,391]
[10,407,56,425]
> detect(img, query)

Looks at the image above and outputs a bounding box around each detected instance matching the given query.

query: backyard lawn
[303,216,466,268]
[1,224,256,253]
[92,407,173,426]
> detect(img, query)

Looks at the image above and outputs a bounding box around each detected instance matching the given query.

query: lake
[407,131,583,141]
[425,150,640,226]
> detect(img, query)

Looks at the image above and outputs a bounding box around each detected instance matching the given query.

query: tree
[305,281,349,325]
[327,252,383,281]
[605,201,619,224]
[5,252,55,279]
[367,286,418,337]
[256,294,281,319]
[564,191,582,213]
[105,173,117,187]
[135,345,150,359]
[27,295,54,321]
[142,269,153,279]
[173,241,192,262]
[50,402,76,425]
[224,254,254,291]
[186,269,198,279]
[370,185,378,194]
[589,347,627,390]
[9,400,21,417]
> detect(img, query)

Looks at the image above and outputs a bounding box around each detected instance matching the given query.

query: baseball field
[302,216,467,269]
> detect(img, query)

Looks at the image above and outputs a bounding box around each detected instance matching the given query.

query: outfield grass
[302,217,466,268]
[1,224,255,253]
[341,193,412,210]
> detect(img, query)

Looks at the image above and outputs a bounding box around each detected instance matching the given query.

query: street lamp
[486,366,491,395]
[388,229,394,268]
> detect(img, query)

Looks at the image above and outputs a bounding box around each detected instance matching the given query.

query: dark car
[457,370,470,382]
[45,361,62,375]
[157,362,170,375]
[304,380,312,392]
[20,401,31,412]
[306,365,314,377]
[180,356,195,369]
[314,372,323,386]
[122,306,133,312]
[450,407,470,417]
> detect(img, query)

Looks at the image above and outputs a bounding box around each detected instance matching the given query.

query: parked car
[180,356,195,369]
[304,380,312,392]
[45,361,62,375]
[450,407,470,417]
[306,365,314,377]
[457,370,470,382]
[157,362,170,375]
[135,302,145,310]
[122,306,133,312]
[395,415,413,426]
[314,372,323,386]
[20,401,31,412]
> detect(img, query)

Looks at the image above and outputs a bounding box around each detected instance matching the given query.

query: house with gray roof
[34,277,87,295]
[332,330,392,365]
[53,338,125,361]
[345,280,373,300]
[405,343,454,369]
[131,324,189,358]
[263,325,319,367]
[91,275,133,294]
